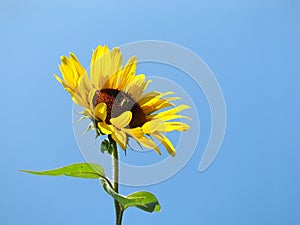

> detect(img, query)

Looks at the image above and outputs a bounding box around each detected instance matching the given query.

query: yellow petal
[125,74,151,99]
[103,72,119,89]
[72,94,86,106]
[151,105,190,119]
[88,89,97,111]
[133,136,161,155]
[139,93,180,115]
[90,45,110,89]
[111,129,127,150]
[137,91,161,103]
[118,56,137,89]
[147,114,191,121]
[69,52,86,77]
[110,111,132,129]
[98,122,114,134]
[124,127,144,138]
[54,74,75,96]
[101,47,123,89]
[99,48,112,88]
[138,91,174,106]
[64,54,92,108]
[59,56,76,89]
[110,47,123,76]
[78,73,92,95]
[94,103,107,121]
[75,73,92,107]
[142,119,165,134]
[54,74,63,84]
[142,101,174,115]
[151,133,176,157]
[55,52,87,102]
[123,56,137,77]
[163,122,190,132]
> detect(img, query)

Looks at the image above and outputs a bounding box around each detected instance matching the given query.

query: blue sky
[1,1,300,225]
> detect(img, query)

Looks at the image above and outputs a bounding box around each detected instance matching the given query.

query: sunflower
[54,45,190,156]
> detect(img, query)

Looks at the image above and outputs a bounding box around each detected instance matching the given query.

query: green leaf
[127,191,161,212]
[20,163,105,179]
[101,179,161,213]
[21,163,161,213]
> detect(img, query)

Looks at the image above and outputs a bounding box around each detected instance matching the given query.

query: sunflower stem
[109,135,124,225]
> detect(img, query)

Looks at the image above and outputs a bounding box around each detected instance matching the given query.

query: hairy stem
[109,135,124,225]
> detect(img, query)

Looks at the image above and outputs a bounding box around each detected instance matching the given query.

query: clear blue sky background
[1,1,300,225]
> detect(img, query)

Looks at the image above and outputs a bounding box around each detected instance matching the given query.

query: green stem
[109,135,124,225]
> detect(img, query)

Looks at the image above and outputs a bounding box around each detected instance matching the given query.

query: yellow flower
[54,45,190,156]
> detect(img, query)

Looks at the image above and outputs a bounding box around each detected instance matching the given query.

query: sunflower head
[55,45,190,156]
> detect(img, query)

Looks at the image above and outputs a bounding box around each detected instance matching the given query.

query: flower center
[93,88,147,128]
